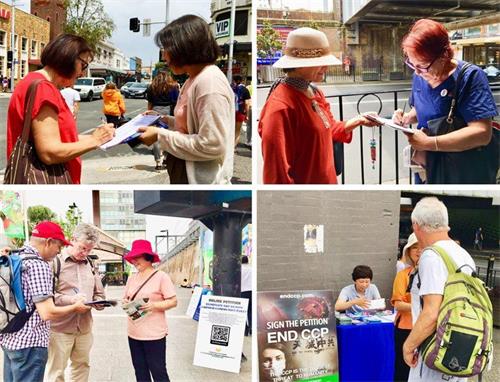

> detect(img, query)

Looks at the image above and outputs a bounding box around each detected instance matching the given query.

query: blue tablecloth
[337,322,395,382]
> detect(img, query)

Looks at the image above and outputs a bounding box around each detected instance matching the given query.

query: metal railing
[258,82,500,184]
[258,63,413,84]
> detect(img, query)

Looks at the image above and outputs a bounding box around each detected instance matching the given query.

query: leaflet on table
[364,114,415,134]
[100,114,161,150]
[368,298,386,310]
[84,299,118,307]
[121,298,151,322]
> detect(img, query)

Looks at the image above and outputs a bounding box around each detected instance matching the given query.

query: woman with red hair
[393,19,497,184]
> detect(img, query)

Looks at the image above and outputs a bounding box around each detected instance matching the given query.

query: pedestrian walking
[102,82,126,127]
[145,72,180,172]
[45,224,105,382]
[233,75,251,147]
[392,19,498,184]
[5,34,114,184]
[138,14,235,184]
[2,76,9,92]
[123,240,177,382]
[258,27,380,184]
[0,221,90,382]
[474,227,484,251]
[60,85,81,120]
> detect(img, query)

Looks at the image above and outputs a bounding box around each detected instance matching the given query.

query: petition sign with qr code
[193,295,249,373]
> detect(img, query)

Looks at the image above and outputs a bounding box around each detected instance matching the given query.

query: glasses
[77,57,89,71]
[404,56,438,73]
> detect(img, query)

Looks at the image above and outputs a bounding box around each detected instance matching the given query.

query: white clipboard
[100,114,160,150]
[365,114,415,134]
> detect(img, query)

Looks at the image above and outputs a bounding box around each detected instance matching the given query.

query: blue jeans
[2,346,48,382]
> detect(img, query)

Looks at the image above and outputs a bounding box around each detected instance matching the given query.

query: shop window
[0,30,5,46]
[31,40,37,56]
[21,60,26,77]
[21,37,27,52]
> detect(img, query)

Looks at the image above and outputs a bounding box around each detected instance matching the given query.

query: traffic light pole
[226,0,236,84]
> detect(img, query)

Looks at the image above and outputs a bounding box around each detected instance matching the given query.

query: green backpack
[420,245,493,378]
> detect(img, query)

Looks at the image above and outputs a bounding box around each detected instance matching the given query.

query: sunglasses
[404,56,438,73]
[77,56,89,71]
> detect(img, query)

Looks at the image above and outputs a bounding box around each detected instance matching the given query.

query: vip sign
[0,9,11,20]
[215,19,230,38]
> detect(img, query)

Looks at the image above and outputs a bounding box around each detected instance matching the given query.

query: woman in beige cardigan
[139,15,234,184]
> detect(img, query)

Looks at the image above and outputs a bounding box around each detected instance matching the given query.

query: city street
[0,286,252,382]
[0,95,252,184]
[256,81,500,184]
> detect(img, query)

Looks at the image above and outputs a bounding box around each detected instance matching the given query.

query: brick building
[257,191,400,300]
[30,0,66,42]
[0,1,49,84]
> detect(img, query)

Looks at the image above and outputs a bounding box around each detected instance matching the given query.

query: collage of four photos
[0,0,499,381]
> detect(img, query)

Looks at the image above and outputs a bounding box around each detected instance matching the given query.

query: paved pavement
[0,93,252,184]
[0,286,252,382]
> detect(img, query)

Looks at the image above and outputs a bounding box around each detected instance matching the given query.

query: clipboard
[100,114,161,150]
[365,114,415,134]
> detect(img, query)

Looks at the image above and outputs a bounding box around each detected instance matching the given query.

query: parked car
[122,82,149,99]
[482,64,500,83]
[120,81,136,95]
[73,77,106,101]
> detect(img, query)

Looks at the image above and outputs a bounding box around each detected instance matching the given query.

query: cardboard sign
[193,295,248,373]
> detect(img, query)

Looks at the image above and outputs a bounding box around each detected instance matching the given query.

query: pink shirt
[123,271,176,340]
[173,77,194,134]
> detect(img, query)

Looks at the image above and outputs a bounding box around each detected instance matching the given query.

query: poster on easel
[257,290,338,382]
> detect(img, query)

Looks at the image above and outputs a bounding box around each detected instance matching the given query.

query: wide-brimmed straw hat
[124,239,160,264]
[401,233,419,265]
[273,27,341,69]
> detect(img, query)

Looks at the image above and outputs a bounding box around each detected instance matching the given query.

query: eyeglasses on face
[77,56,89,71]
[404,55,438,73]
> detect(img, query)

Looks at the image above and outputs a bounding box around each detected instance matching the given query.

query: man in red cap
[0,221,90,382]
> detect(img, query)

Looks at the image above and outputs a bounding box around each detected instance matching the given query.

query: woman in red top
[259,28,379,184]
[6,34,114,184]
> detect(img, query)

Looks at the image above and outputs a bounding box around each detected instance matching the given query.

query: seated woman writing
[335,265,382,314]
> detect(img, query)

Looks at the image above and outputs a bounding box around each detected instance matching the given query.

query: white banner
[193,295,248,373]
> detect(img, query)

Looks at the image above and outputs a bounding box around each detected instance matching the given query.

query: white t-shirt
[408,240,475,382]
[241,263,252,292]
[60,87,81,113]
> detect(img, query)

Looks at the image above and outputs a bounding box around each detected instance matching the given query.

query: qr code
[210,325,231,346]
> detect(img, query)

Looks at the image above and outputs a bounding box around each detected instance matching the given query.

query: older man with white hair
[403,197,475,382]
[45,223,105,382]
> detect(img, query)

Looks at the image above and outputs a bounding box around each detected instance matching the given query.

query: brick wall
[257,191,401,300]
[31,0,66,41]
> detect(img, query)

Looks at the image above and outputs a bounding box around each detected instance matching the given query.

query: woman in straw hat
[122,240,177,381]
[391,233,421,382]
[258,27,379,184]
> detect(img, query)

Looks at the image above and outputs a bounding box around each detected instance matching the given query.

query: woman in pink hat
[122,239,177,382]
[259,27,379,184]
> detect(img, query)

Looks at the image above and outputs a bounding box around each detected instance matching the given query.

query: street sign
[215,19,230,38]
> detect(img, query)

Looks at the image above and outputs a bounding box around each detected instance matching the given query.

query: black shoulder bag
[425,63,498,184]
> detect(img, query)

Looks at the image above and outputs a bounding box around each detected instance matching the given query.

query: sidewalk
[0,286,252,382]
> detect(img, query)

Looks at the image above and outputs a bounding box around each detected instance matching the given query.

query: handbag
[425,62,498,184]
[4,79,72,184]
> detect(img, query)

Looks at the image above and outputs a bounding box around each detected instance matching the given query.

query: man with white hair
[45,223,105,382]
[403,197,475,381]
[0,221,90,382]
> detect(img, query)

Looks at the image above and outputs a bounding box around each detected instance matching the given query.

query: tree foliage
[257,21,282,59]
[27,205,57,235]
[64,0,115,51]
[58,203,83,239]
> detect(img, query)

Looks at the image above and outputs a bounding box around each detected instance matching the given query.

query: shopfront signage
[0,9,11,20]
[215,19,230,38]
